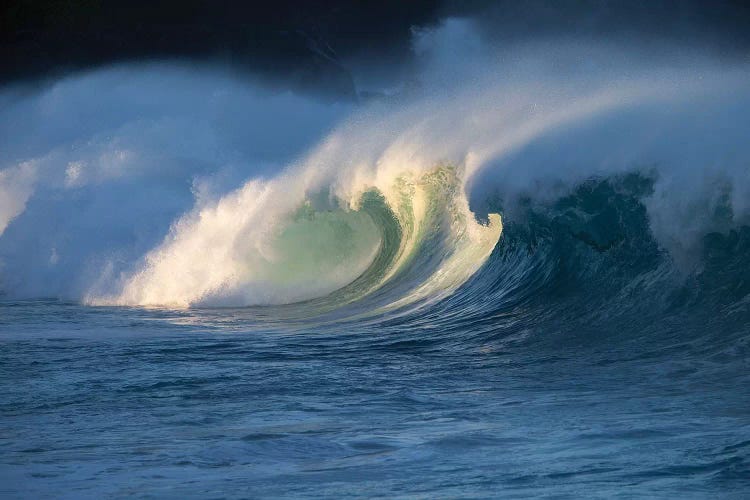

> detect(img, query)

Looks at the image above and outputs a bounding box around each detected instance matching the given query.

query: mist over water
[2,35,749,307]
[1,18,749,498]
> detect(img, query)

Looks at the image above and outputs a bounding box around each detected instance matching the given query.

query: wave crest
[89,165,501,311]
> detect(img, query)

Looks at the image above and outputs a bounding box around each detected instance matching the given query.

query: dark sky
[2,1,749,98]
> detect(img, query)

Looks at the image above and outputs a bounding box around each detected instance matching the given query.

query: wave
[343,171,750,352]
[93,165,501,315]
[0,39,749,330]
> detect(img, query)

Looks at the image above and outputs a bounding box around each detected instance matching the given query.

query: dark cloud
[1,0,748,98]
[0,1,443,98]
[453,0,750,53]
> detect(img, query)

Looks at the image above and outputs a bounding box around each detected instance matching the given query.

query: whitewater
[1,27,749,498]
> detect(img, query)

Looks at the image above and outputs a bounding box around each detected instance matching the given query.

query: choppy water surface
[2,207,749,497]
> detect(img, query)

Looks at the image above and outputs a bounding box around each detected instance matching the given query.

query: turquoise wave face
[85,163,499,317]
[191,166,502,322]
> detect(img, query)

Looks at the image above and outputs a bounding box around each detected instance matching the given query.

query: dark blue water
[1,302,748,498]
[2,179,749,498]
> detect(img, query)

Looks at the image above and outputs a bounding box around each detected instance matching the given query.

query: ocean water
[1,42,750,497]
[2,185,749,497]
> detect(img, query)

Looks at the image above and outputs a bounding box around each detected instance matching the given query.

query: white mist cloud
[0,63,350,299]
[0,161,37,236]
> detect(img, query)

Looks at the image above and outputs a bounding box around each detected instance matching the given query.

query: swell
[396,172,750,351]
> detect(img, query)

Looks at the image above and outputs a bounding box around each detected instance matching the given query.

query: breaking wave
[0,40,749,331]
